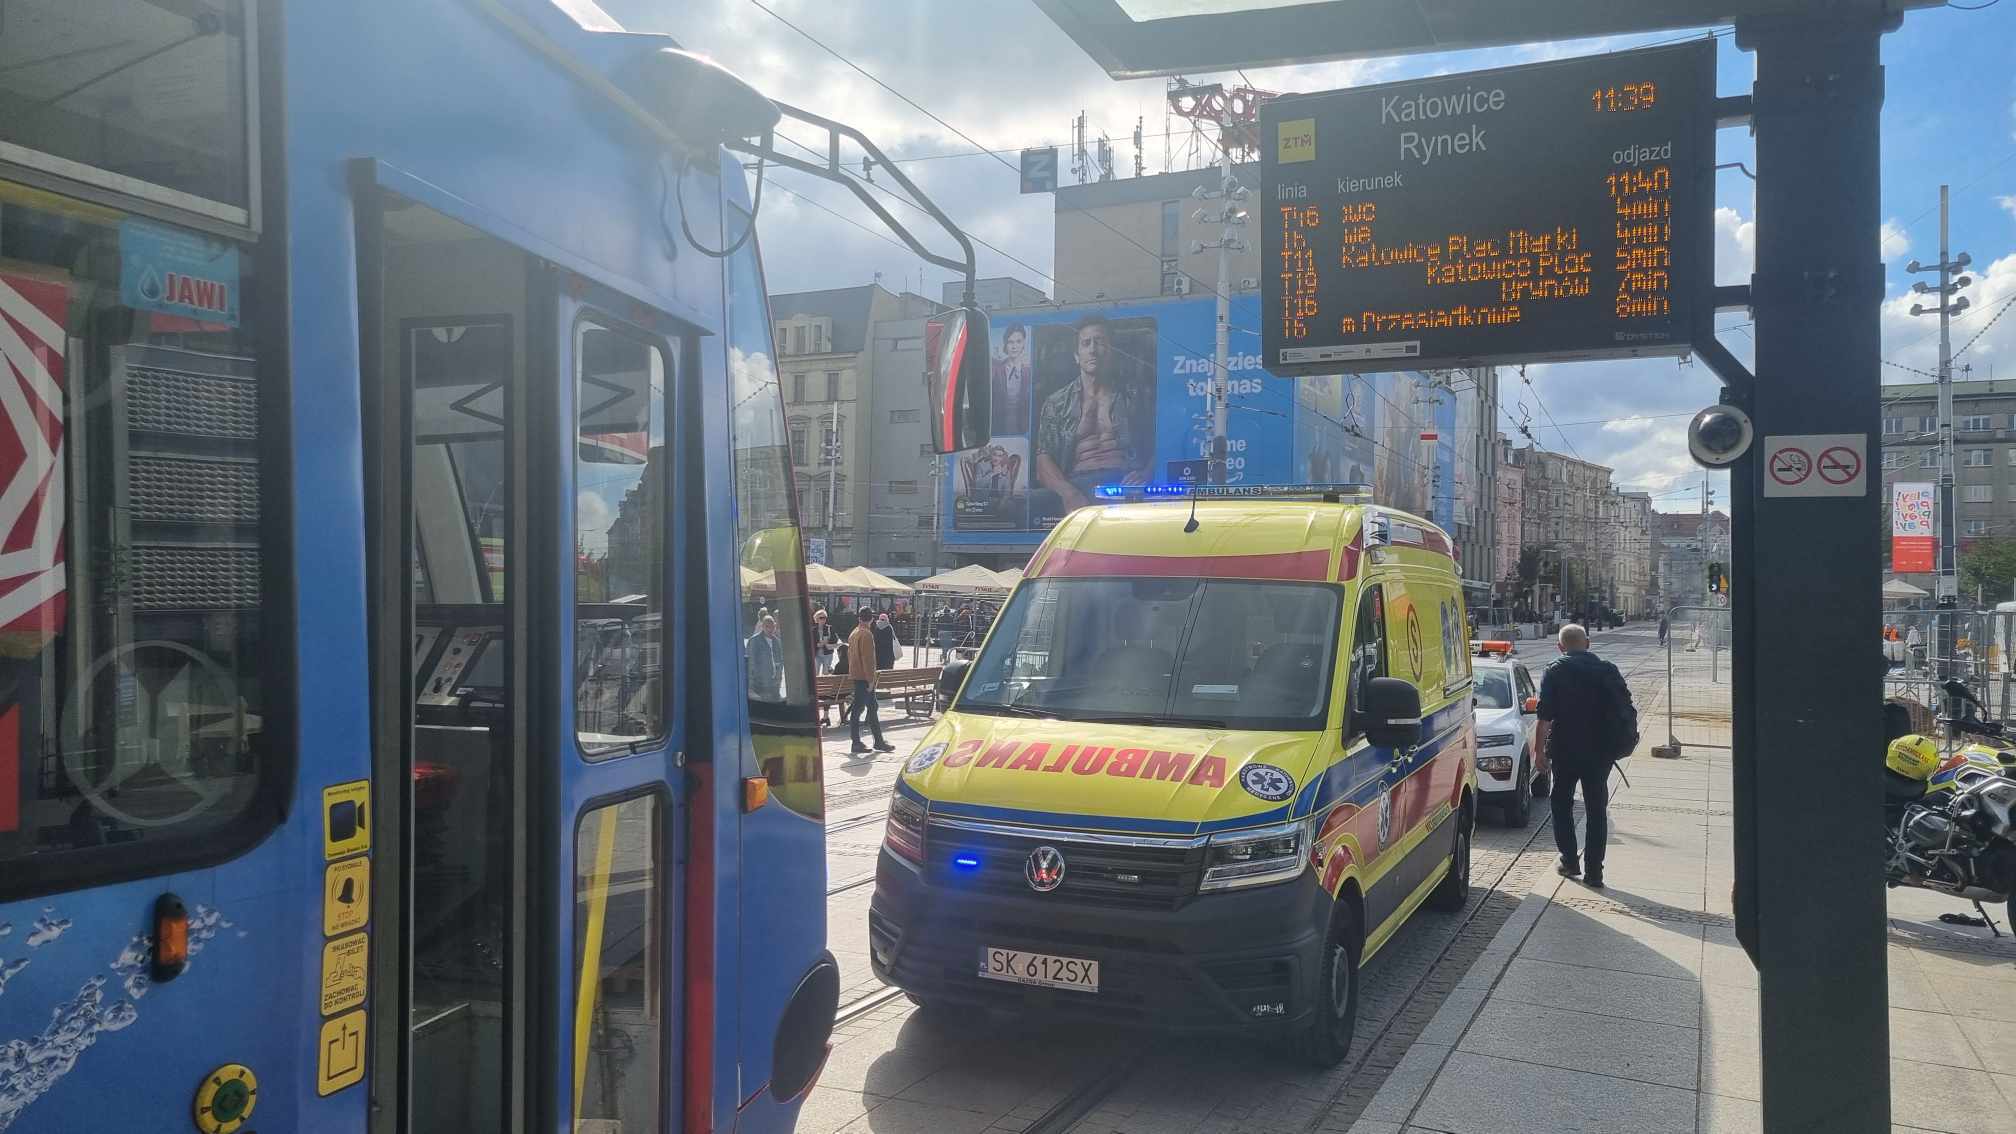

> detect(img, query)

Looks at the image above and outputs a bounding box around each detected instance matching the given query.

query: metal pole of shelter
[1936,184,1958,676]
[1729,14,1894,1131]
[1209,130,1238,484]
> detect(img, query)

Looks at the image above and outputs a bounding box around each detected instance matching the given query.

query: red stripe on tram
[683,762,716,1134]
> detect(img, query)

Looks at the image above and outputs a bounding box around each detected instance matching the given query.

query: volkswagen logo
[1025,845,1067,892]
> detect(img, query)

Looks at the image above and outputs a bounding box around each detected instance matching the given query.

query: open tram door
[347,41,995,1134]
[355,166,696,1131]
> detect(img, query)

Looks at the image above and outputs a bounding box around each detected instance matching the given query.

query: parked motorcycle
[1884,733,2016,935]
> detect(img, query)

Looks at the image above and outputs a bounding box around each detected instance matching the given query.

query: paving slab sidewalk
[1340,738,2016,1134]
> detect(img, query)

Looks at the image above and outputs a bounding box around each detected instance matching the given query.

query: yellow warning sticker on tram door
[323,856,370,936]
[316,1009,367,1095]
[320,932,369,1016]
[323,781,371,860]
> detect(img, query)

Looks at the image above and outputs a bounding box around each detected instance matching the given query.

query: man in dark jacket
[1533,623,1635,888]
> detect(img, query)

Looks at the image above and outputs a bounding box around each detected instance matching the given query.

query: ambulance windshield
[957,576,1342,730]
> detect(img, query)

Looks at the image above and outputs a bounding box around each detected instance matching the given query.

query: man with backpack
[1532,623,1638,889]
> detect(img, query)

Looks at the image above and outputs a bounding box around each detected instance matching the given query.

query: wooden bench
[817,666,944,720]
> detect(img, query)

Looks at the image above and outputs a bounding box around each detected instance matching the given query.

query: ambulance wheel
[1427,817,1471,912]
[1292,902,1361,1067]
[904,993,957,1031]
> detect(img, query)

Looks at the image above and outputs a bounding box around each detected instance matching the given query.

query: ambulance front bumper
[868,843,1334,1032]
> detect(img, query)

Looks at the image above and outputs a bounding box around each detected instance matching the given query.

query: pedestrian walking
[846,609,893,756]
[744,614,784,702]
[1657,613,1669,645]
[1533,623,1637,889]
[812,608,837,674]
[873,612,897,671]
[934,605,957,664]
[1907,624,1925,672]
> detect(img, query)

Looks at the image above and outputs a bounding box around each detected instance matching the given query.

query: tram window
[572,792,662,1131]
[574,322,666,754]
[726,204,822,819]
[0,1,253,216]
[0,179,276,890]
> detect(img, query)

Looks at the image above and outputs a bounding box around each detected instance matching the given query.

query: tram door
[360,186,680,1133]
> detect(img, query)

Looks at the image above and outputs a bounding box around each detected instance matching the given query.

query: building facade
[770,284,940,567]
[1654,510,1730,610]
[940,276,1048,312]
[863,314,940,577]
[1518,447,1615,615]
[1609,490,1655,618]
[1446,367,1501,605]
[1877,378,2016,587]
[1052,164,1262,302]
[1494,440,1527,605]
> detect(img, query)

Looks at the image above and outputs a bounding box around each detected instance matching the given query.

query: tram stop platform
[1343,738,2016,1134]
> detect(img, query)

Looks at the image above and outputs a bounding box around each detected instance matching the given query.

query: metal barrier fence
[1662,604,1733,751]
[1654,605,2016,754]
[1880,607,2016,726]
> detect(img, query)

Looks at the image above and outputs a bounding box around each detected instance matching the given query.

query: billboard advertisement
[943,295,1451,546]
[1891,481,1935,574]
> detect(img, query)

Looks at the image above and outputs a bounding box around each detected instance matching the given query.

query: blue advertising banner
[119,219,240,327]
[943,295,1444,546]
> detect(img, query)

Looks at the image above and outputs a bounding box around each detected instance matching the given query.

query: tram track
[823,809,887,837]
[817,638,1661,1130]
[1031,642,1667,1133]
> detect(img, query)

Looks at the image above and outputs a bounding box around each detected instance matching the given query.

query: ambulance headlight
[1200,818,1310,892]
[883,793,926,866]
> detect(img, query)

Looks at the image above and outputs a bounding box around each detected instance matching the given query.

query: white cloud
[1880,218,1911,259]
[1714,206,1755,286]
[1602,415,1658,434]
[1882,251,2016,383]
[577,491,615,554]
[1997,195,2016,221]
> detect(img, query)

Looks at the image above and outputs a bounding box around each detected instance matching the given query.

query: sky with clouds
[603,0,2016,513]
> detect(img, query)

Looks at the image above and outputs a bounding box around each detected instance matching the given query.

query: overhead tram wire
[764,132,1242,380]
[753,5,1703,496]
[745,0,1230,301]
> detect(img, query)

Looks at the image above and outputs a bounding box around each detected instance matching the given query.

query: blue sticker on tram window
[119,219,240,327]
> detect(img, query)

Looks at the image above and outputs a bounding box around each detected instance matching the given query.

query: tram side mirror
[1363,677,1423,750]
[925,306,991,454]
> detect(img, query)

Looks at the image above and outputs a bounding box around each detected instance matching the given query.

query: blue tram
[0,2,988,1131]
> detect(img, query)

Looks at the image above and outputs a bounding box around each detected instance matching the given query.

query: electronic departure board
[1259,40,1715,375]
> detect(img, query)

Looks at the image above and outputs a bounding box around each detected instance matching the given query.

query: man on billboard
[991,322,1034,428]
[1034,315,1152,513]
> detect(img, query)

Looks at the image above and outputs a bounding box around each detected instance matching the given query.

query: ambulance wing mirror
[1523,696,1539,714]
[925,306,991,454]
[1363,677,1423,749]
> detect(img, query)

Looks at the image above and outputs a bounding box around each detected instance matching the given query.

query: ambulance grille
[925,824,1204,910]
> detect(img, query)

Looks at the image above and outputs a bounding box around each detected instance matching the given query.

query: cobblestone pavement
[798,629,1666,1134]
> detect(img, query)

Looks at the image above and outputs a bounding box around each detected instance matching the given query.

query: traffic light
[1707,562,1723,594]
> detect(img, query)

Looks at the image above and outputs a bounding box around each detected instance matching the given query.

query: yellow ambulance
[869,484,1477,1064]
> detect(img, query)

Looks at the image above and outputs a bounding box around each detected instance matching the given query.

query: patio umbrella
[1882,578,1929,600]
[914,564,1010,595]
[843,565,913,594]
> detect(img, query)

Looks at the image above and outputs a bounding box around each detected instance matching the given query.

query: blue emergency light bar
[1094,482,1375,501]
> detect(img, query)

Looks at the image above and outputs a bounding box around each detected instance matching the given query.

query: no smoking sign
[1762,433,1866,498]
